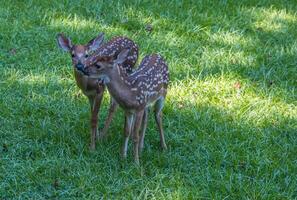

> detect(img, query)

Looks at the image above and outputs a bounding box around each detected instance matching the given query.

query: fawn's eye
[85,54,89,58]
[71,54,75,58]
[95,63,102,69]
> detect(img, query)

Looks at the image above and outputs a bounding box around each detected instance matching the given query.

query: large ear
[114,49,130,64]
[57,33,72,52]
[88,32,104,51]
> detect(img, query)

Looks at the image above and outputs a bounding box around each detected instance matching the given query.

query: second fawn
[82,49,169,164]
[57,33,138,150]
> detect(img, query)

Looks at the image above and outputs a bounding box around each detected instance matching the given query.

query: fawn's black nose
[76,63,89,75]
[76,63,84,71]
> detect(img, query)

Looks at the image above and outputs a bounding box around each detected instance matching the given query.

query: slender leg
[121,112,134,159]
[88,89,104,151]
[99,97,118,140]
[154,98,167,150]
[139,108,148,154]
[132,110,144,165]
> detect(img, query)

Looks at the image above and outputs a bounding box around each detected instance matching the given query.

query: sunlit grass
[50,15,101,30]
[0,0,297,199]
[250,7,297,33]
[168,77,296,127]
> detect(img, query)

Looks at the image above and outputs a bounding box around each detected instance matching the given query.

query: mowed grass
[0,0,296,199]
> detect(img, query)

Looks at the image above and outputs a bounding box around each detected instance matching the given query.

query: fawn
[57,33,138,150]
[82,49,169,164]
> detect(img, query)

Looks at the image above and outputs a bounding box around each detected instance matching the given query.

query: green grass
[0,0,296,199]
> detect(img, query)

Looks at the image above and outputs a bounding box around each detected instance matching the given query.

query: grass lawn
[0,0,296,199]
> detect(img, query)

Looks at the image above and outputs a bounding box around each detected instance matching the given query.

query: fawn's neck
[73,68,99,96]
[105,65,137,109]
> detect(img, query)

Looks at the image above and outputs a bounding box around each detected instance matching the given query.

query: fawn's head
[57,33,104,73]
[83,49,130,83]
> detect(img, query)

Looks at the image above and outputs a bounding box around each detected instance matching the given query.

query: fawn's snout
[76,62,88,75]
[75,62,83,70]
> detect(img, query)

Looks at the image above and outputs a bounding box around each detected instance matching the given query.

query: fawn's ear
[114,49,129,64]
[57,33,72,52]
[88,32,104,51]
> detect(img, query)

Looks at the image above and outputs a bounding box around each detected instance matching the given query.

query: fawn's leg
[121,112,134,159]
[88,88,104,151]
[132,110,144,165]
[139,108,148,154]
[154,98,167,150]
[99,97,118,139]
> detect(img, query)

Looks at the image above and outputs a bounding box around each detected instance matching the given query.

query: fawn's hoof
[138,144,144,154]
[97,132,107,141]
[120,154,127,160]
[161,144,167,151]
[89,144,96,151]
[134,159,140,166]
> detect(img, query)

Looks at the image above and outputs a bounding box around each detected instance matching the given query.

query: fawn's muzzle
[76,63,83,71]
[76,63,88,75]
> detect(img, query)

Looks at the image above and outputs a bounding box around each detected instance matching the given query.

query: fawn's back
[87,36,139,74]
[127,54,169,106]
